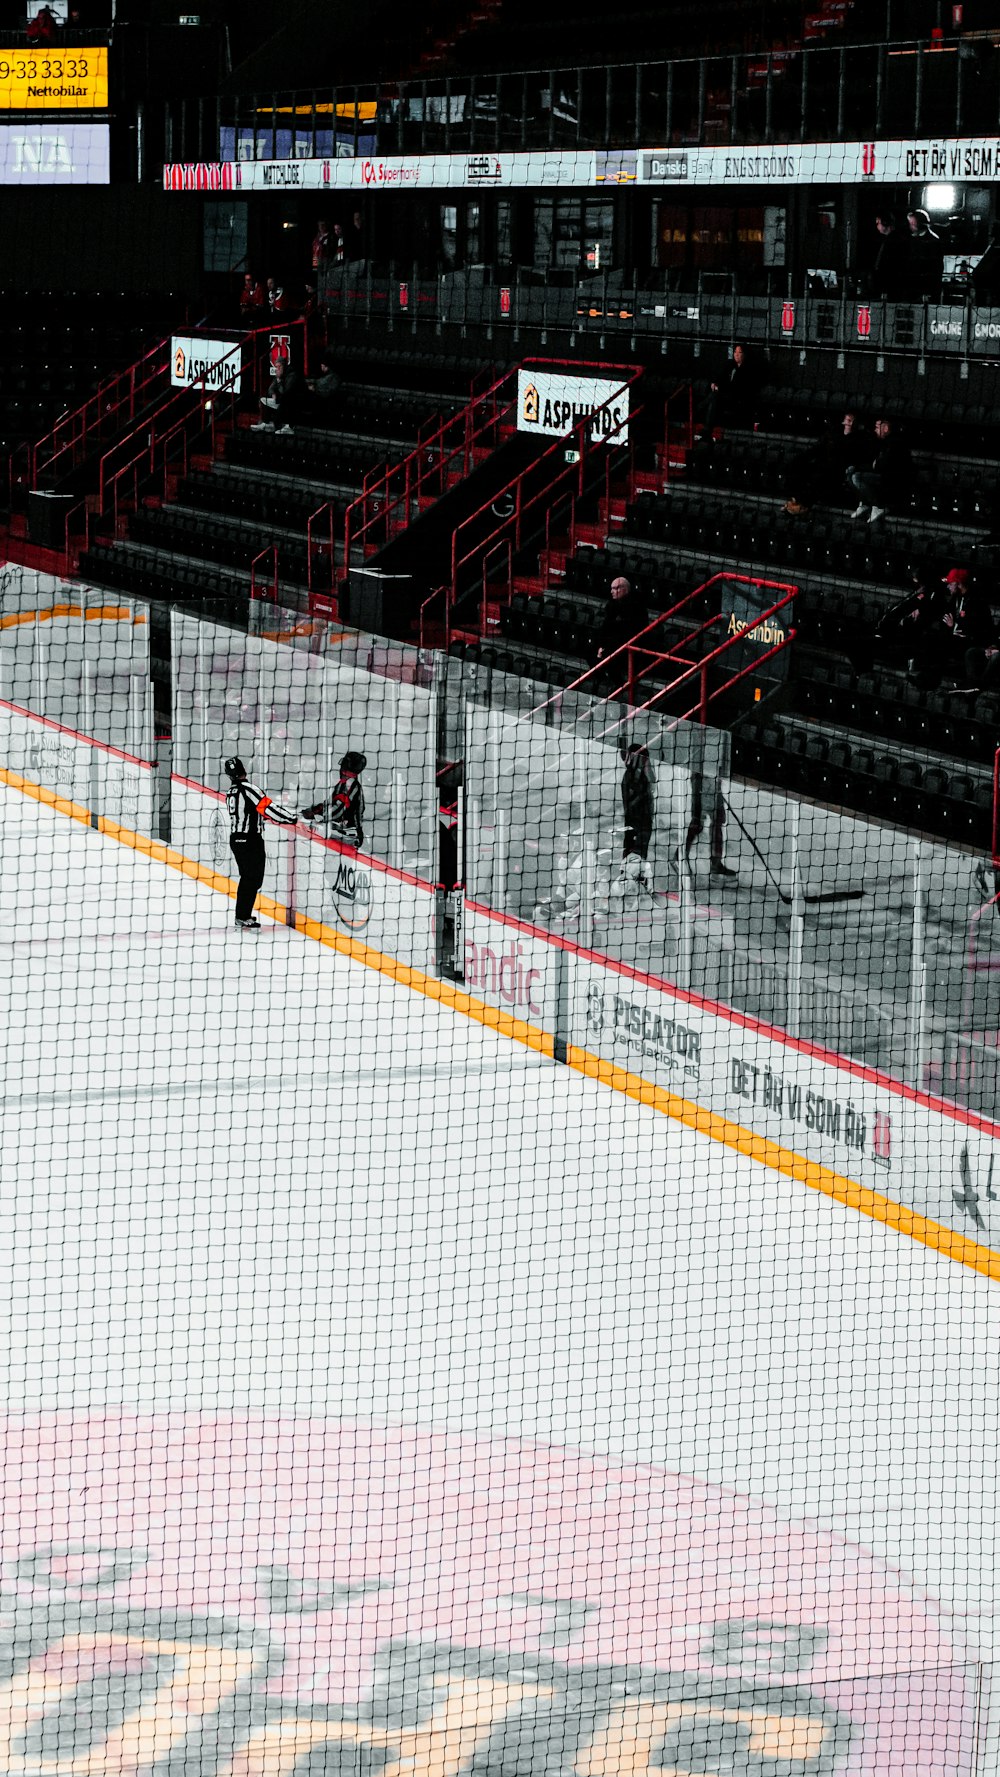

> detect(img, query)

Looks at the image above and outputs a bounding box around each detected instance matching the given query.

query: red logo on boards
[268,333,290,370]
[873,1111,892,1166]
[499,286,511,316]
[399,282,409,310]
[857,304,872,338]
[862,143,877,177]
[780,300,795,334]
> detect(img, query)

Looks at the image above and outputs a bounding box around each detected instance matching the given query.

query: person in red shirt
[27,5,59,41]
[265,276,293,316]
[311,220,331,272]
[238,272,265,323]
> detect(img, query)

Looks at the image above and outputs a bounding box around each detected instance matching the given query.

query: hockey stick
[723,799,865,906]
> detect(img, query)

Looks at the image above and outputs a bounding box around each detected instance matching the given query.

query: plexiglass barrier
[0,568,995,1125]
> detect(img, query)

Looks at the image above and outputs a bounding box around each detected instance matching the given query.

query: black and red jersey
[301,772,365,847]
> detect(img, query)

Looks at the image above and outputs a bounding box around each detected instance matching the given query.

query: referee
[224,756,296,929]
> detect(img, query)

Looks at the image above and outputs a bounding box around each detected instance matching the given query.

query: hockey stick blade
[722,800,865,906]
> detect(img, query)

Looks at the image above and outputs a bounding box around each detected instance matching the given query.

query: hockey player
[224,756,297,930]
[614,741,655,895]
[300,751,367,849]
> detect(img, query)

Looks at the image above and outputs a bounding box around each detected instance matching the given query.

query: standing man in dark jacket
[703,342,758,438]
[872,211,910,300]
[907,208,945,299]
[224,756,297,929]
[596,576,649,670]
[615,741,655,893]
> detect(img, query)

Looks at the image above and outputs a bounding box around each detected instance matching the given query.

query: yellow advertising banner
[0,46,108,110]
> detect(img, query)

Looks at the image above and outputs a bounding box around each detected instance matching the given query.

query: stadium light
[924,183,957,211]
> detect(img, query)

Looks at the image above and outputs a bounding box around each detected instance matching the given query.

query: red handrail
[449,371,644,636]
[342,364,514,576]
[307,500,336,612]
[95,324,298,538]
[251,544,279,604]
[620,586,798,730]
[419,582,448,651]
[27,331,175,492]
[529,573,797,728]
[662,380,695,486]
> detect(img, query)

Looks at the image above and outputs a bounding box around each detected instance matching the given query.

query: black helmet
[224,756,247,781]
[340,751,367,774]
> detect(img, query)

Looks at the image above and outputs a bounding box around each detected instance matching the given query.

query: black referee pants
[230,835,267,920]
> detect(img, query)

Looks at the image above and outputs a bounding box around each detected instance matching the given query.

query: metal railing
[342,366,513,578]
[80,323,310,583]
[251,543,279,603]
[307,501,337,614]
[162,31,1000,165]
[529,570,798,729]
[324,268,1000,363]
[444,359,644,646]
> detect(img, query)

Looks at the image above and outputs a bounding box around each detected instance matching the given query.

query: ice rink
[2,776,1000,1719]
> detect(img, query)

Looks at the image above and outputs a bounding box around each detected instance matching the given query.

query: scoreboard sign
[0,47,108,110]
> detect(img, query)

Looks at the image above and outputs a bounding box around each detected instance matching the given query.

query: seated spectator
[238,272,265,324]
[875,560,949,680]
[252,357,304,434]
[701,342,758,441]
[307,354,342,402]
[847,418,914,523]
[785,410,867,515]
[940,568,997,682]
[595,575,649,667]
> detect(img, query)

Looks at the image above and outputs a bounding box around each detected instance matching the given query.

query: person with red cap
[941,567,1000,692]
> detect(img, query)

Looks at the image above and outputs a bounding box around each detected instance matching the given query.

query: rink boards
[3,689,1000,1276]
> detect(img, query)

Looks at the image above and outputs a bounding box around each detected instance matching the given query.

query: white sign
[164,151,601,192]
[516,367,630,445]
[166,134,1000,194]
[170,334,242,395]
[0,120,108,183]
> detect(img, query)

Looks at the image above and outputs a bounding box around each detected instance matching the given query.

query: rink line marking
[6,767,998,1280]
[0,1053,546,1114]
[0,768,554,1062]
[567,1046,1000,1283]
[290,907,555,1057]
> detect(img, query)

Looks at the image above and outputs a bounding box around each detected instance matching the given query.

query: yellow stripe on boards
[566,1045,1000,1283]
[3,762,996,1280]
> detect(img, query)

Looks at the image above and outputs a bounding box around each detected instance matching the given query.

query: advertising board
[516,367,630,445]
[170,334,242,395]
[0,45,107,109]
[0,120,108,182]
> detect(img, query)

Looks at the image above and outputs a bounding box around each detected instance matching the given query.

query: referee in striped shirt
[224,757,296,929]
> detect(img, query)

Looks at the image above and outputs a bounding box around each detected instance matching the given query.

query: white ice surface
[1,782,999,1650]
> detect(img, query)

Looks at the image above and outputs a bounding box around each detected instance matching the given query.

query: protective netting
[0,555,998,1776]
